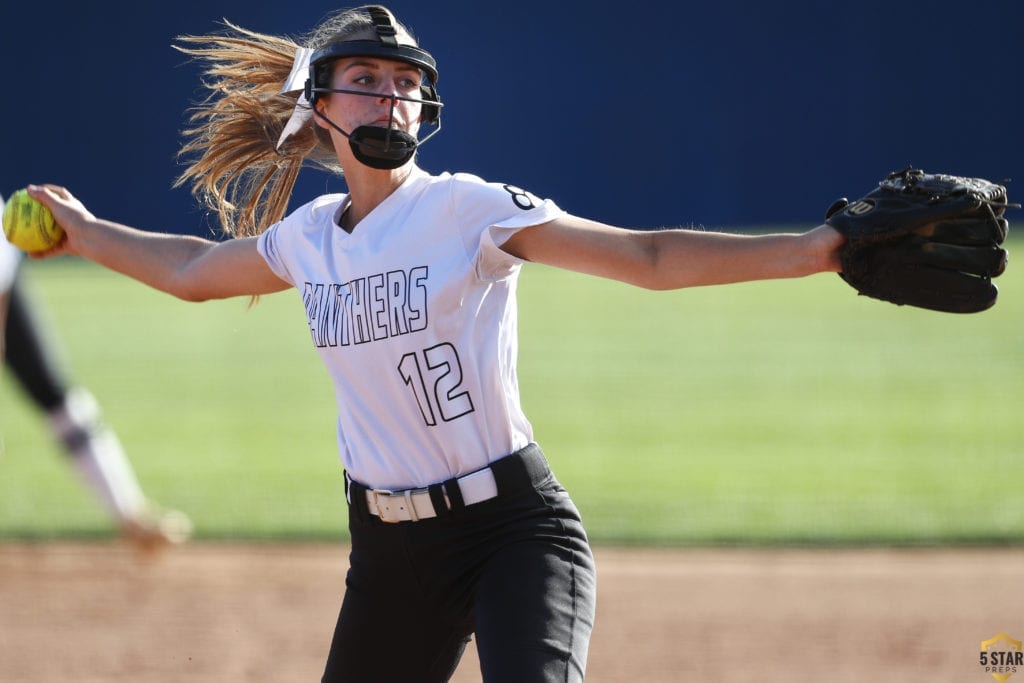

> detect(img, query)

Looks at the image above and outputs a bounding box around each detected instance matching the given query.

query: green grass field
[1,239,1021,545]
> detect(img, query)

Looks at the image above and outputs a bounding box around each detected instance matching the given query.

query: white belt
[362,467,499,523]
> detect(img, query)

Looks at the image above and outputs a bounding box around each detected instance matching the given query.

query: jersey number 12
[398,343,475,426]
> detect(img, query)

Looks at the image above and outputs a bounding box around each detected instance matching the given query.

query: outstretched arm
[500,214,844,290]
[28,185,289,301]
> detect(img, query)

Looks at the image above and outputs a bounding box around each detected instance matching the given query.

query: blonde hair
[173,7,416,238]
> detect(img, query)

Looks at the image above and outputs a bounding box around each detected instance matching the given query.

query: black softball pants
[322,443,597,683]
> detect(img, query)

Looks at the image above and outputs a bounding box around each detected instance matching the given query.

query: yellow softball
[2,188,64,252]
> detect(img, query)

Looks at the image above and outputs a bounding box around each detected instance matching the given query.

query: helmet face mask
[303,7,443,169]
[347,123,420,170]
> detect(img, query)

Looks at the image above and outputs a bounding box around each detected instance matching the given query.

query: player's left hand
[803,223,846,274]
[824,168,1013,313]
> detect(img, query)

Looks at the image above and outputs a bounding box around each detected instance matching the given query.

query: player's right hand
[24,184,96,259]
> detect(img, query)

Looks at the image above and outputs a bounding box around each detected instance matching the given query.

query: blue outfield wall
[2,0,1021,235]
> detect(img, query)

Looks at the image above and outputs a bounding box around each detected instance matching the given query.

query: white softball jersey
[257,167,564,490]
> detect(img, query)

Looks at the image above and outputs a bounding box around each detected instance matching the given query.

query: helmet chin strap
[313,93,418,170]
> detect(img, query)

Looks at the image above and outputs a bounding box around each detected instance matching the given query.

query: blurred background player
[1,192,192,552]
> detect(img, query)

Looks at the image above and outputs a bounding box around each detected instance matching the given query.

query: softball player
[1,202,191,552]
[27,5,845,680]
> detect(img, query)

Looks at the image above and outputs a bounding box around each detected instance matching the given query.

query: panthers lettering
[303,265,429,348]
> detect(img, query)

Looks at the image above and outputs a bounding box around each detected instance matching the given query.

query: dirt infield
[1,543,1021,682]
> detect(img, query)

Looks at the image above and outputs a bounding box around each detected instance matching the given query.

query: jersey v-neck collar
[332,166,430,239]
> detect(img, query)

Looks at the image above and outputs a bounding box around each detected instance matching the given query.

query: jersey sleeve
[256,194,346,286]
[447,174,566,282]
[256,221,294,286]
